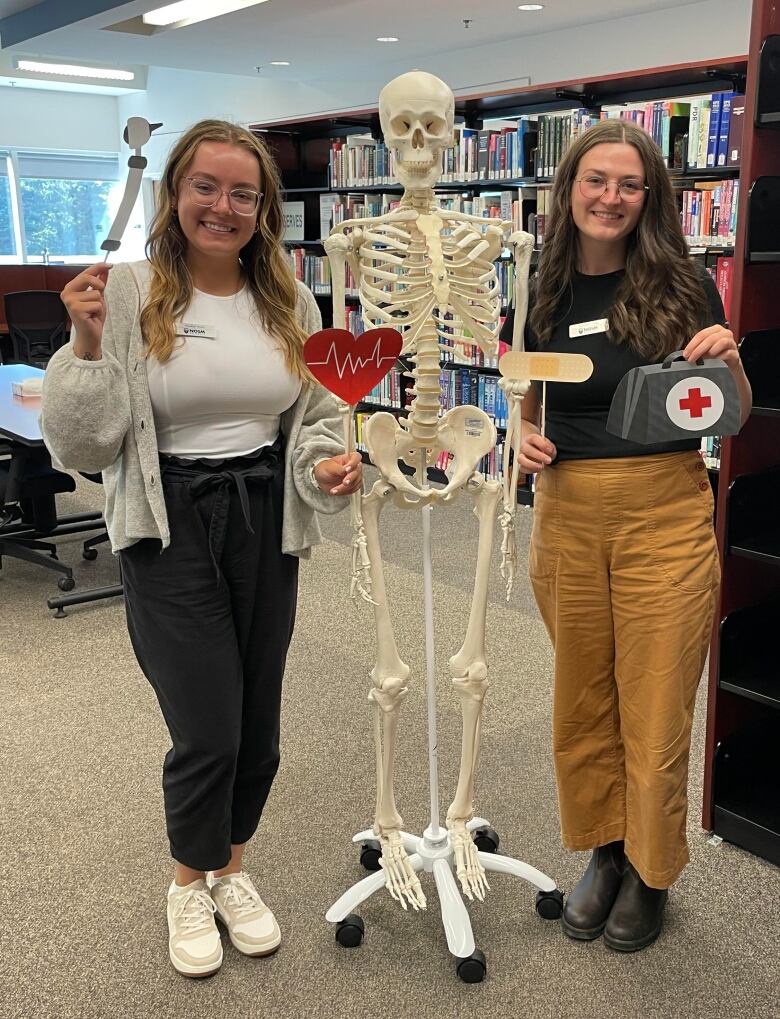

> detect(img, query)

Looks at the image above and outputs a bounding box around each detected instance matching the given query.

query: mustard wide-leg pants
[529,452,720,889]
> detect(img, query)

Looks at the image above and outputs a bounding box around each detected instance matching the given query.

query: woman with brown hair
[41,120,361,977]
[501,119,751,951]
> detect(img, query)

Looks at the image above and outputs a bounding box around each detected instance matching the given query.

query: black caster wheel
[456,948,486,983]
[335,913,364,948]
[472,826,500,854]
[535,888,564,920]
[359,839,382,871]
[82,548,98,561]
[57,576,76,592]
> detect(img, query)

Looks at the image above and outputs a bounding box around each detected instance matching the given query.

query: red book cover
[716,256,733,321]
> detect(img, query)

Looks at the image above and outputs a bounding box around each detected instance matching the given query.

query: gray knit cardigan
[40,260,348,557]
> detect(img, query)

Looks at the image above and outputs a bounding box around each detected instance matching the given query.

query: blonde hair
[530,120,710,360]
[141,119,310,377]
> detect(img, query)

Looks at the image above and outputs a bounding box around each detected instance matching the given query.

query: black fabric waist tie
[159,438,283,582]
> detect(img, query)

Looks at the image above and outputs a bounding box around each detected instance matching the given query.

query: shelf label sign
[282,200,305,241]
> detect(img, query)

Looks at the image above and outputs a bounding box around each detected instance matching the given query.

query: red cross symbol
[679,387,712,418]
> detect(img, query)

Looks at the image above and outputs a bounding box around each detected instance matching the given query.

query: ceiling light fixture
[270,60,291,66]
[377,37,399,43]
[143,0,269,29]
[517,4,545,9]
[15,59,135,81]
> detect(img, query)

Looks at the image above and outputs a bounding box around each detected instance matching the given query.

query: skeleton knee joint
[451,661,489,702]
[369,674,409,714]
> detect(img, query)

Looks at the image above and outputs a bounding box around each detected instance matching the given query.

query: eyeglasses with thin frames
[183,176,263,216]
[575,175,649,204]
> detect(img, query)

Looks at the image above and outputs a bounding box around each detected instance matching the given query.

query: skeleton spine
[407,323,441,444]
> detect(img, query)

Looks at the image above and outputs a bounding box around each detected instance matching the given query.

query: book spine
[706,93,722,168]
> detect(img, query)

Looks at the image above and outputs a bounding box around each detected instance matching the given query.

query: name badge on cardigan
[175,322,218,339]
[569,318,609,339]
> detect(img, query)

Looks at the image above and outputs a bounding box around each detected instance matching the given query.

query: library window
[0,150,147,264]
[0,159,16,258]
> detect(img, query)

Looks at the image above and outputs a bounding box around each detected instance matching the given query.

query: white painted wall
[0,86,118,152]
[118,0,752,174]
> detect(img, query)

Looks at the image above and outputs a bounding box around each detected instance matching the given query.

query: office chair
[4,290,68,368]
[0,446,78,590]
[46,471,125,617]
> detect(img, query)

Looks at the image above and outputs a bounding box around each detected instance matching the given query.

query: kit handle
[662,350,705,369]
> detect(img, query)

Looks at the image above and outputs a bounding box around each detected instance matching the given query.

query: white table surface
[0,364,45,445]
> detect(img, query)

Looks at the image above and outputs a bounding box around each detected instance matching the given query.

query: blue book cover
[706,93,723,168]
[716,92,733,167]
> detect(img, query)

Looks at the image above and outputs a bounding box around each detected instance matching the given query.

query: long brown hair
[141,119,310,377]
[530,119,709,359]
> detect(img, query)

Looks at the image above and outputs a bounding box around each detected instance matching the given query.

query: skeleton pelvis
[364,408,496,500]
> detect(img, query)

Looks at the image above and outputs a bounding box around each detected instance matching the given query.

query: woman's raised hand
[60,263,112,359]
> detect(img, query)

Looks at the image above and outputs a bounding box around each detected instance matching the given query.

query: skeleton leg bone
[446,477,503,901]
[362,482,427,910]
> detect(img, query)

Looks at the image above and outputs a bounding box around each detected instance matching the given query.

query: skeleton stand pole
[419,453,441,839]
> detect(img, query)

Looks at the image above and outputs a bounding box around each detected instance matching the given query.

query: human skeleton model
[324,72,536,912]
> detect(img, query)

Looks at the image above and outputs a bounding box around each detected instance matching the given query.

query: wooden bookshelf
[701,6,780,868]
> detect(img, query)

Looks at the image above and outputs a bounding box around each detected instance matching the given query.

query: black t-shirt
[499,264,726,461]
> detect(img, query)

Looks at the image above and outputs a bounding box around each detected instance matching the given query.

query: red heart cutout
[304,327,403,405]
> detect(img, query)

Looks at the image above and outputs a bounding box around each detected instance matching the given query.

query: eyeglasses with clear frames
[575,175,649,204]
[183,176,263,216]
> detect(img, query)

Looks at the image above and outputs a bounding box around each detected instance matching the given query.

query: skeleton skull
[379,71,455,191]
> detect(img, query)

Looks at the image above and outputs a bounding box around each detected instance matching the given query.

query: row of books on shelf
[532,184,738,249]
[681,180,739,247]
[361,367,404,409]
[354,411,508,484]
[360,366,511,427]
[287,247,331,294]
[326,91,744,189]
[599,93,743,172]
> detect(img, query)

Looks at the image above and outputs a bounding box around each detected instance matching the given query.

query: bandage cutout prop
[304,327,403,406]
[499,350,594,436]
[101,117,162,258]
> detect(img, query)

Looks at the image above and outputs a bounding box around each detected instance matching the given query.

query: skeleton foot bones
[378,831,427,910]
[448,820,491,902]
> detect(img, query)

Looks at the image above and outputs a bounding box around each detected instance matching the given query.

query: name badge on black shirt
[569,318,609,339]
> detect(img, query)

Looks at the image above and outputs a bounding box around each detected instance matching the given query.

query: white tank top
[146,286,302,459]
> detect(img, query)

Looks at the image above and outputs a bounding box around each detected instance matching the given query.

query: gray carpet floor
[1,470,778,1019]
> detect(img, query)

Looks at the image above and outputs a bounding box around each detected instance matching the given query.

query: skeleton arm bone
[497,229,536,597]
[323,234,352,330]
[507,230,534,352]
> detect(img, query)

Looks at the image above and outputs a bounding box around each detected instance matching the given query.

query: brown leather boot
[561,840,625,941]
[604,862,668,952]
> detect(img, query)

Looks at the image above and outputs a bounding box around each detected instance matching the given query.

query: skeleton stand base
[326,464,563,981]
[326,819,562,976]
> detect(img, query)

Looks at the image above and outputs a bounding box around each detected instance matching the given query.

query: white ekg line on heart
[308,338,398,379]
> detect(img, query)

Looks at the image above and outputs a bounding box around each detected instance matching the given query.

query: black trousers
[120,442,298,871]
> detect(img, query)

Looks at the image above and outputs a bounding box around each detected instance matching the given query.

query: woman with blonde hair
[502,119,751,951]
[42,120,361,977]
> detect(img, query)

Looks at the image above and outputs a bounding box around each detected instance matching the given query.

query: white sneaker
[166,879,223,977]
[209,871,281,956]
